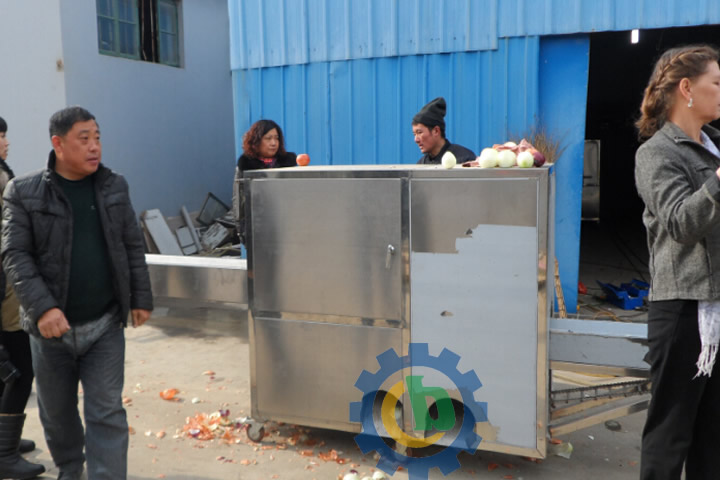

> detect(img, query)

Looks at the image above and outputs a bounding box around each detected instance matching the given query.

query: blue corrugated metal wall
[232,37,539,164]
[229,0,498,69]
[228,0,719,312]
[498,0,720,37]
[229,0,720,70]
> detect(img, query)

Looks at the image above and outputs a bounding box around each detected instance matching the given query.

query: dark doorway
[580,25,720,306]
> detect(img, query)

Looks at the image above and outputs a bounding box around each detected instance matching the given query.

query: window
[97,0,181,67]
[156,0,180,66]
[97,0,140,59]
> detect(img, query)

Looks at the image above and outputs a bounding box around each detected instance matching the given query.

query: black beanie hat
[412,97,446,131]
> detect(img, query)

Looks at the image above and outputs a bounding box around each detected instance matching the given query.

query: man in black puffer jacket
[1,106,153,480]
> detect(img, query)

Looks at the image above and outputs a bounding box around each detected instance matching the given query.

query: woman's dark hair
[242,119,286,158]
[636,45,720,140]
[0,116,15,176]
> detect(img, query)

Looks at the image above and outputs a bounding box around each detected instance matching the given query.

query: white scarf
[695,132,720,378]
[696,301,720,377]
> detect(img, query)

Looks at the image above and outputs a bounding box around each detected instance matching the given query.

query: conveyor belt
[146,254,247,305]
[145,255,649,377]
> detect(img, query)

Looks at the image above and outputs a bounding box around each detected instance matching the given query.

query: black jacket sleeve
[116,176,153,312]
[276,152,297,167]
[1,180,60,324]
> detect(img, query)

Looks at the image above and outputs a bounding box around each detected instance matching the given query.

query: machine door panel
[409,177,547,458]
[252,317,403,428]
[250,178,403,321]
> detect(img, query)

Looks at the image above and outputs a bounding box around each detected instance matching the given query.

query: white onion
[517,150,534,168]
[478,148,499,168]
[497,150,516,168]
[441,151,457,169]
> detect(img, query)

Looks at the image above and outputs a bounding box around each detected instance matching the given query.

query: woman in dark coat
[232,120,296,242]
[0,116,45,478]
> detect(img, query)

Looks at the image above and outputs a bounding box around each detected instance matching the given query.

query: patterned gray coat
[635,121,720,301]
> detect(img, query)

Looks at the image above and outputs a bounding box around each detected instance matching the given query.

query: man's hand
[131,309,151,328]
[37,308,70,338]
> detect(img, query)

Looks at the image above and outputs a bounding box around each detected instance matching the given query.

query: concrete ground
[19,303,646,480]
[19,220,650,480]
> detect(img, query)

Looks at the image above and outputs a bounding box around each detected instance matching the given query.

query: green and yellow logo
[350,344,487,479]
[381,376,456,448]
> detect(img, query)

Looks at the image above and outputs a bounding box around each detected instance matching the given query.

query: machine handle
[385,244,396,269]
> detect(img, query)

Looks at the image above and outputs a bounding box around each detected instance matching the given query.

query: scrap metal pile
[140,193,243,257]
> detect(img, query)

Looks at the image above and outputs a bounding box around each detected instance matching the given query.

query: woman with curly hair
[232,120,296,242]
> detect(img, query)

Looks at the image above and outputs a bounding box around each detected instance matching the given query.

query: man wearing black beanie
[412,97,475,165]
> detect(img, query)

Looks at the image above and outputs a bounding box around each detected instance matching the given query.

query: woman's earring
[688,97,694,108]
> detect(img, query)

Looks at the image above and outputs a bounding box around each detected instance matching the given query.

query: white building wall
[0,1,68,174]
[58,0,235,215]
[0,0,236,217]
